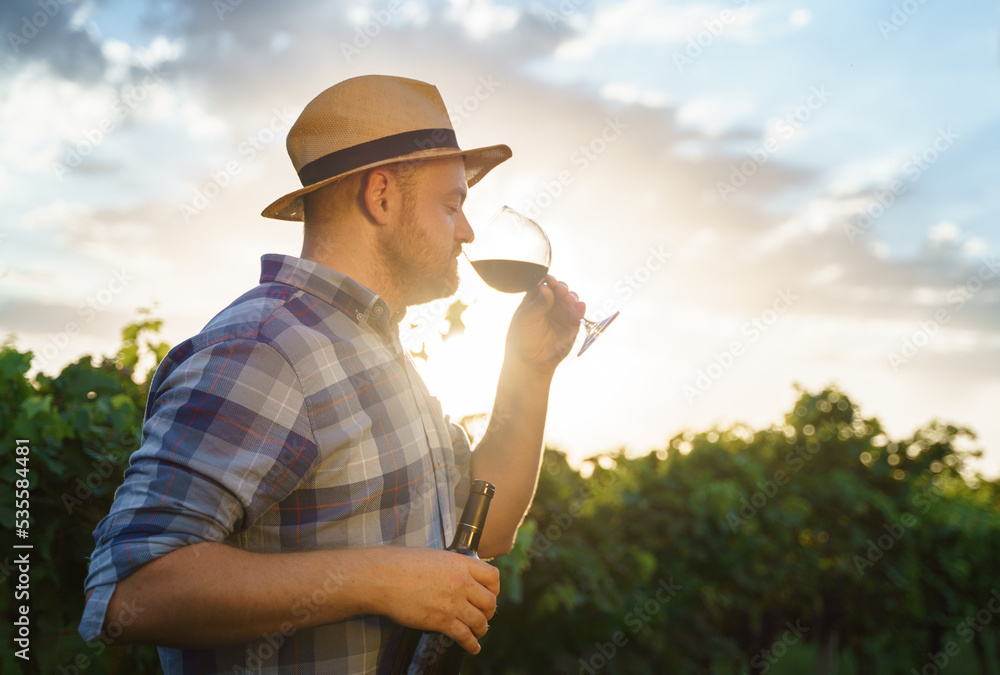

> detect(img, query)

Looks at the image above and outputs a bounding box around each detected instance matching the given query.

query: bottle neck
[449,480,494,557]
[449,523,482,557]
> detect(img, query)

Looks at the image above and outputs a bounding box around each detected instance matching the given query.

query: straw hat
[262,75,512,221]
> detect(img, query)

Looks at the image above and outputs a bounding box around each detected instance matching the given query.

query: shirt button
[373,305,384,315]
[356,311,364,322]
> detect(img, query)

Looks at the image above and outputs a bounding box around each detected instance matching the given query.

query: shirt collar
[259,254,398,336]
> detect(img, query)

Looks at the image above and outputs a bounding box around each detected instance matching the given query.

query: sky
[1,0,998,477]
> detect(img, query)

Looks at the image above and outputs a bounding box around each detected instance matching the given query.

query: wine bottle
[389,480,496,675]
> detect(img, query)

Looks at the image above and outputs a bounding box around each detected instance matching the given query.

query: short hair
[382,161,419,195]
[302,161,420,223]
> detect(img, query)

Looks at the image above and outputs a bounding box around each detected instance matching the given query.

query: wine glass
[464,205,619,356]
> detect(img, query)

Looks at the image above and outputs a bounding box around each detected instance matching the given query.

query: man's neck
[300,230,409,315]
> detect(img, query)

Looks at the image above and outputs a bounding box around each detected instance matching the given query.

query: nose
[456,209,475,245]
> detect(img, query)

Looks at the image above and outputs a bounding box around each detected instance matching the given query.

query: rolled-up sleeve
[446,416,473,513]
[79,337,318,642]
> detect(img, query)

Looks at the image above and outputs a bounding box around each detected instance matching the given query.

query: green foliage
[408,299,468,360]
[0,318,165,674]
[443,300,468,340]
[479,387,1000,674]
[4,315,999,675]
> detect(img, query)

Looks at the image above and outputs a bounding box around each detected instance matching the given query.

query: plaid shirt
[79,254,472,674]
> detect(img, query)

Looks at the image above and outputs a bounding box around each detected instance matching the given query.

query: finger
[562,291,586,320]
[468,583,498,620]
[567,290,583,309]
[552,293,585,326]
[546,278,569,301]
[448,619,481,655]
[463,603,491,638]
[545,277,585,318]
[530,280,555,312]
[469,561,501,596]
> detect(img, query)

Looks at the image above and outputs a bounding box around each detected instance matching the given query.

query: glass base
[577,311,619,357]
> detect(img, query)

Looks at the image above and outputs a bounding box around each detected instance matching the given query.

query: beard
[380,203,461,307]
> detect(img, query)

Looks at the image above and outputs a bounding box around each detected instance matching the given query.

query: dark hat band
[297,128,459,187]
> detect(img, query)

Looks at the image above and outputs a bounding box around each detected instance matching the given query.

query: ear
[362,167,398,226]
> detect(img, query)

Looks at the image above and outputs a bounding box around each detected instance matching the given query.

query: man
[79,75,584,674]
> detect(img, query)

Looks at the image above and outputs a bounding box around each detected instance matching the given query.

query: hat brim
[261,143,512,221]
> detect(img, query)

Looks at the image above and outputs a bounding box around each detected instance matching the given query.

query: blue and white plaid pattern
[79,254,472,674]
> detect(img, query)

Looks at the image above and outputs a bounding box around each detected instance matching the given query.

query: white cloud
[101,37,132,70]
[675,228,718,262]
[0,64,103,172]
[964,237,989,257]
[401,1,432,25]
[177,99,229,139]
[910,286,947,306]
[346,5,371,24]
[752,218,802,255]
[0,34,185,179]
[19,200,88,234]
[270,32,292,53]
[137,35,185,65]
[870,241,891,259]
[598,81,668,107]
[68,1,97,31]
[446,0,520,40]
[806,264,841,286]
[929,220,960,244]
[101,35,184,83]
[790,9,812,27]
[828,156,904,195]
[0,165,11,199]
[677,94,756,137]
[926,221,995,259]
[554,0,761,61]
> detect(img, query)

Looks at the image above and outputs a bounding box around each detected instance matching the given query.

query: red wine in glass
[465,206,619,356]
[469,259,549,293]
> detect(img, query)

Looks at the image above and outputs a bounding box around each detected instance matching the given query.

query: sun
[404,279,521,438]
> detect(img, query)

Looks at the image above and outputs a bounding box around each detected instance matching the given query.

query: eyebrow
[445,186,468,205]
